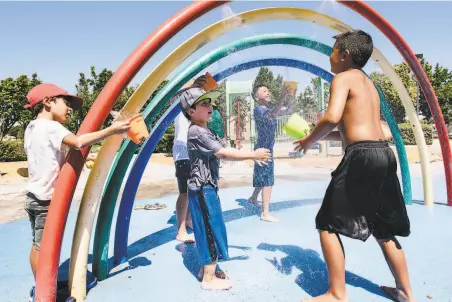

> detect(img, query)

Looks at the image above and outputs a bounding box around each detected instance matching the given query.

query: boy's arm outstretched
[269,96,287,118]
[294,73,349,153]
[63,120,130,150]
[192,127,271,165]
[215,147,271,165]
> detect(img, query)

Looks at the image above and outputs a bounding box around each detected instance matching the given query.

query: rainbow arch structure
[87,6,432,287]
[108,34,411,271]
[34,1,451,301]
[78,6,430,297]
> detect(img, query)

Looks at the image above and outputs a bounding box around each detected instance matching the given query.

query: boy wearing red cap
[24,83,130,299]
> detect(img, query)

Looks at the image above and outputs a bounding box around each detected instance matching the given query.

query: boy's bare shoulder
[336,69,364,80]
[332,70,369,93]
[331,70,356,86]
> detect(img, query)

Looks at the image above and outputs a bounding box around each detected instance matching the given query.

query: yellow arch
[69,7,432,301]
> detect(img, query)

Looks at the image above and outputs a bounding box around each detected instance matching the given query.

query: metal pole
[320,77,325,112]
[415,53,423,116]
[236,99,241,149]
[225,80,230,146]
[416,81,420,115]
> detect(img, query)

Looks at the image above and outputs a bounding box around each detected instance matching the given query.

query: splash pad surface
[1,162,450,301]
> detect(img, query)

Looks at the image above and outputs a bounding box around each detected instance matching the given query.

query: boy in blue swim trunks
[179,87,271,290]
[248,85,295,222]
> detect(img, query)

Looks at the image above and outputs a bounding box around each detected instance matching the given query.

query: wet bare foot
[201,276,232,290]
[381,286,413,302]
[303,292,348,302]
[260,213,280,222]
[176,232,195,244]
[198,268,228,280]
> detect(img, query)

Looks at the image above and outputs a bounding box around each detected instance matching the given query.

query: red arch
[34,1,227,301]
[339,0,452,206]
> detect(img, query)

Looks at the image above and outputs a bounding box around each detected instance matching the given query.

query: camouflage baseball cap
[177,87,221,113]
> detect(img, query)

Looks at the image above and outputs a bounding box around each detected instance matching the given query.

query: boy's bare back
[337,69,385,145]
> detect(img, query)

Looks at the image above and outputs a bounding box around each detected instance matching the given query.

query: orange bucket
[126,114,149,144]
[203,72,218,92]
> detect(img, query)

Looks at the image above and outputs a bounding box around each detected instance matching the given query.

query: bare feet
[260,213,280,222]
[176,232,195,244]
[302,292,348,302]
[201,276,232,290]
[198,268,228,280]
[381,286,414,302]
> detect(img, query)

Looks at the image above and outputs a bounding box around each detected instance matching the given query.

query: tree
[144,79,169,128]
[394,62,417,102]
[214,81,227,119]
[417,60,452,124]
[298,86,317,114]
[368,60,452,125]
[0,73,41,140]
[435,81,452,125]
[311,77,331,112]
[270,74,284,107]
[9,125,23,139]
[370,62,419,124]
[320,82,331,108]
[370,72,406,123]
[68,66,137,133]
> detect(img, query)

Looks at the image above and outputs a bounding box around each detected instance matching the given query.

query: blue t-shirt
[254,105,276,150]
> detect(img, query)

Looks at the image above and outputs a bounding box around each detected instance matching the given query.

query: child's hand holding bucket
[283,113,313,155]
[110,120,131,135]
[283,113,311,140]
[125,114,150,144]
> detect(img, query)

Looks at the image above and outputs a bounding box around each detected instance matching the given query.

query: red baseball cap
[25,83,83,109]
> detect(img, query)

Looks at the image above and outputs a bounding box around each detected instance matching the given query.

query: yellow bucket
[283,113,311,139]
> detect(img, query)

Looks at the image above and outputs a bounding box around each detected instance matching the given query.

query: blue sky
[1,1,450,94]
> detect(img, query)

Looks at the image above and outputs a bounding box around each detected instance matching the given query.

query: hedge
[398,122,433,145]
[0,140,27,162]
[0,122,432,162]
[0,125,175,162]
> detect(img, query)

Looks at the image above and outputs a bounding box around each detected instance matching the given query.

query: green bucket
[283,113,311,139]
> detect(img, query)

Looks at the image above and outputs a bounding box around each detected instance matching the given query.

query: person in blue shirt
[248,85,294,222]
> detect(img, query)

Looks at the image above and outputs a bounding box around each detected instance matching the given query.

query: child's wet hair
[333,30,373,68]
[252,85,267,101]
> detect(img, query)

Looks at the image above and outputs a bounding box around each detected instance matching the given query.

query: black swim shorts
[316,140,411,241]
[175,159,190,194]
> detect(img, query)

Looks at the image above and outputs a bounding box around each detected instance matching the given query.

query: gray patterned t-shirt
[187,124,224,191]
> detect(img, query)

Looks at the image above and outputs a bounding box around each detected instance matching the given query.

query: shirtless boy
[294,30,414,302]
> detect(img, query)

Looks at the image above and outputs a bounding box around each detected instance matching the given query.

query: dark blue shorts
[188,185,229,266]
[253,157,274,188]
